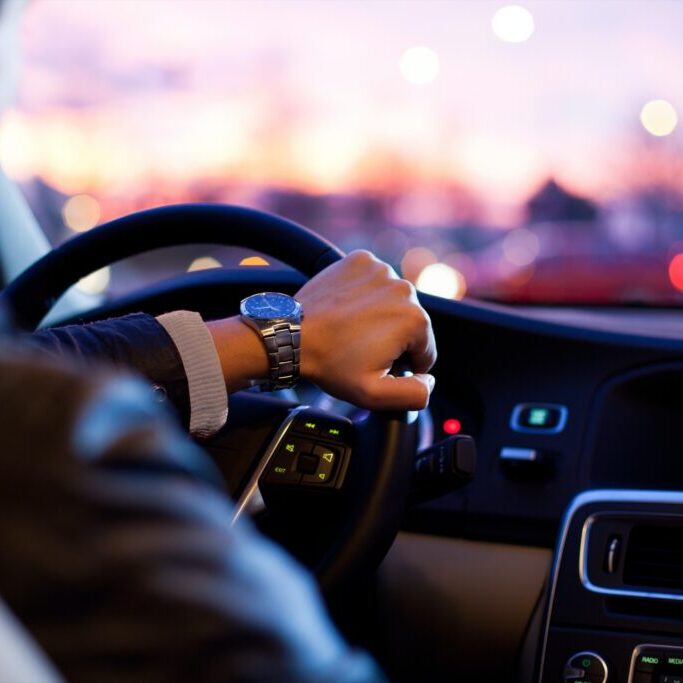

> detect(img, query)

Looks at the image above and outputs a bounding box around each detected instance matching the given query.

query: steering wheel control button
[563,652,608,683]
[320,423,346,441]
[291,412,352,443]
[510,402,568,434]
[265,438,308,485]
[301,445,340,486]
[293,418,320,436]
[296,453,319,475]
[265,461,300,485]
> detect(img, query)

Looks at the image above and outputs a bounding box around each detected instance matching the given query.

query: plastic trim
[579,512,683,602]
[231,405,308,522]
[628,643,683,683]
[537,489,683,682]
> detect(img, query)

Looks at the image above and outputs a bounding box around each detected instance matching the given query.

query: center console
[537,490,683,682]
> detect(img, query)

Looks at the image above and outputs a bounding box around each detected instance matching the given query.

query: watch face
[242,292,298,319]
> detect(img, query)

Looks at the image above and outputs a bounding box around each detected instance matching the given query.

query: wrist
[298,316,321,384]
[207,316,269,393]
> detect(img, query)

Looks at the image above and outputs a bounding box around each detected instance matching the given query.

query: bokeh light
[62,194,101,232]
[443,251,477,285]
[640,99,678,137]
[0,111,36,180]
[416,263,467,299]
[668,253,683,292]
[503,227,540,266]
[491,5,535,43]
[399,46,440,85]
[188,256,222,272]
[76,266,110,295]
[401,246,437,283]
[239,255,270,266]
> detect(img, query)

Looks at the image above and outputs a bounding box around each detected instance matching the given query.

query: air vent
[624,524,683,590]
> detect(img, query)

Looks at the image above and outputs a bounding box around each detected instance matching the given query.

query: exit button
[510,403,568,434]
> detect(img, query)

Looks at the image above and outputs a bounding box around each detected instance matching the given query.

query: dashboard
[410,298,683,546]
[411,299,683,682]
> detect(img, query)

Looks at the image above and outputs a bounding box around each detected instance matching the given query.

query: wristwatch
[239,292,303,391]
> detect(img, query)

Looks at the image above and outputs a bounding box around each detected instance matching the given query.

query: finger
[361,373,435,411]
[405,311,438,374]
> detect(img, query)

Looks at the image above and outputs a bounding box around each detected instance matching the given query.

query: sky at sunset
[1,0,682,224]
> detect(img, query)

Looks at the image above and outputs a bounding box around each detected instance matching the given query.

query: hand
[208,250,437,410]
[296,250,437,410]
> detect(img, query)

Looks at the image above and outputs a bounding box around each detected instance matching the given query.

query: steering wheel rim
[1,203,344,330]
[1,203,418,592]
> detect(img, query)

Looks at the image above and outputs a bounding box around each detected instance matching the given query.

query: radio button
[636,649,663,672]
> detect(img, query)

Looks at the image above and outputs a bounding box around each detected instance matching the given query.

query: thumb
[362,373,435,411]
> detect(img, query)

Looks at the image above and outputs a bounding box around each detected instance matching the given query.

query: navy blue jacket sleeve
[26,313,191,428]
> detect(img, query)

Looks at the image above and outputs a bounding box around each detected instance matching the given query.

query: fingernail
[424,374,435,393]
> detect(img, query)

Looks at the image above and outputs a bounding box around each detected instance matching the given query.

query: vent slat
[624,524,683,590]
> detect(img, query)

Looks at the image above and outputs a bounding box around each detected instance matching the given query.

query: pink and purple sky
[2,0,682,224]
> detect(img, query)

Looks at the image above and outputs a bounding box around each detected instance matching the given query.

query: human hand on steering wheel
[207,249,437,409]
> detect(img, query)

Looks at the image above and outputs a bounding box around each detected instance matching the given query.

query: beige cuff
[156,310,228,438]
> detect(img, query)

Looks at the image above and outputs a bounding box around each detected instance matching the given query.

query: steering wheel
[0,203,419,593]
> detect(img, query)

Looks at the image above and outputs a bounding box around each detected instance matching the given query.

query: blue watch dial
[243,292,298,319]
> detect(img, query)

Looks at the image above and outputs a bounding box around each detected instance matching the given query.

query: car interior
[2,2,683,682]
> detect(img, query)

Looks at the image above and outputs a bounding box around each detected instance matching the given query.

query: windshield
[3,0,683,305]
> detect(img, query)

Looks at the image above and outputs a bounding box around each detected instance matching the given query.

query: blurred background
[3,0,683,304]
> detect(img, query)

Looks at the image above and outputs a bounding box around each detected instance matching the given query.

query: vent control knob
[604,534,622,574]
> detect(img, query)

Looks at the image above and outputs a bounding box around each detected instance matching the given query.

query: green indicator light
[322,452,334,463]
[304,422,316,430]
[641,656,659,664]
[668,657,683,666]
[318,472,327,480]
[285,443,295,453]
[528,408,549,426]
[328,428,340,436]
[273,466,286,474]
[581,658,592,668]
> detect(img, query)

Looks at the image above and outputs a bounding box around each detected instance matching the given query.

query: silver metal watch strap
[262,321,301,390]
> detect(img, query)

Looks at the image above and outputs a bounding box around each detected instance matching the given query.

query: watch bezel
[239,292,303,322]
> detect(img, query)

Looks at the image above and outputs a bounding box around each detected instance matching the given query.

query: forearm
[206,316,269,393]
